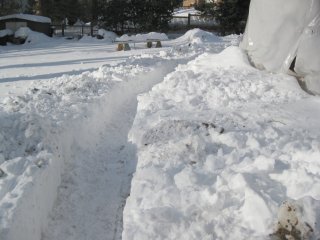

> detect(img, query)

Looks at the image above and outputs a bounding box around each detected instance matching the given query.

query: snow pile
[14,27,51,44]
[97,29,118,42]
[25,31,51,44]
[0,29,13,38]
[0,33,210,238]
[175,28,221,45]
[14,27,31,39]
[0,54,164,240]
[123,46,320,239]
[116,32,168,42]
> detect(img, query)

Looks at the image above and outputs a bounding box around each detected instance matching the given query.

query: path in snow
[41,61,181,240]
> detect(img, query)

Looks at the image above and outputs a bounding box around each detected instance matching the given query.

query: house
[0,14,52,36]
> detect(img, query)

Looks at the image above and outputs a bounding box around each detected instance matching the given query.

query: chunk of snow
[0,29,13,38]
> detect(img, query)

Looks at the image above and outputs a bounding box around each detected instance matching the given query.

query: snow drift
[241,0,320,94]
[123,46,320,239]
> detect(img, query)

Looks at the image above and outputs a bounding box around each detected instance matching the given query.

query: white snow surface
[0,29,13,38]
[0,14,51,23]
[14,27,31,38]
[116,32,169,42]
[0,27,320,240]
[0,29,234,240]
[97,29,118,42]
[123,47,320,239]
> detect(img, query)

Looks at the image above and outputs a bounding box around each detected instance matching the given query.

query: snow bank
[123,46,320,239]
[14,27,31,38]
[0,53,171,240]
[14,27,51,44]
[97,29,118,42]
[171,8,215,27]
[0,14,51,23]
[116,32,168,42]
[0,29,13,38]
[175,28,221,45]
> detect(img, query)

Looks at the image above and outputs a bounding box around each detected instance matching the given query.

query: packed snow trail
[41,61,181,240]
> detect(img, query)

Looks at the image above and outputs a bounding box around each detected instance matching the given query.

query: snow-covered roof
[0,14,51,23]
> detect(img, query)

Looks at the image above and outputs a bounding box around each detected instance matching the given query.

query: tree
[0,0,21,15]
[99,0,181,33]
[197,0,250,35]
[25,0,36,14]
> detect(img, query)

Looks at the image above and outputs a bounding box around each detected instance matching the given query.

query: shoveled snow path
[41,61,182,240]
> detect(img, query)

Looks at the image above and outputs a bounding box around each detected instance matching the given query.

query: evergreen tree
[25,0,36,14]
[197,0,250,35]
[0,0,21,15]
[99,0,181,33]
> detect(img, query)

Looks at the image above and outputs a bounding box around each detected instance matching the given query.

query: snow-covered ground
[0,28,319,240]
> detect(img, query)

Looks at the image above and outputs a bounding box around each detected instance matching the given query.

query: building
[0,14,52,36]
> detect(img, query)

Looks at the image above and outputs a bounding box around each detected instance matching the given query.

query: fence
[169,14,216,30]
[51,24,98,38]
[51,14,216,38]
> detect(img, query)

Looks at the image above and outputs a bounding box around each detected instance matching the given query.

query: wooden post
[188,13,191,27]
[156,41,162,48]
[62,24,65,37]
[147,41,152,48]
[90,24,93,36]
[81,25,84,36]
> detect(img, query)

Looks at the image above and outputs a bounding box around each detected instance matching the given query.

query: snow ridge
[123,46,320,239]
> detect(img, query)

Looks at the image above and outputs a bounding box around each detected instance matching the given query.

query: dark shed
[0,14,52,36]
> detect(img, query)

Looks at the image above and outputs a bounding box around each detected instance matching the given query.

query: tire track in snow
[41,60,184,240]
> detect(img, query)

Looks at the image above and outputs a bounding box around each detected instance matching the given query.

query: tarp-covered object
[240,0,320,94]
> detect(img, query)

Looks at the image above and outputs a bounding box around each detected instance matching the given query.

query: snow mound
[176,28,221,44]
[14,27,31,38]
[14,27,51,44]
[116,32,168,42]
[97,29,118,42]
[0,29,13,38]
[0,54,163,240]
[25,31,51,44]
[123,46,320,239]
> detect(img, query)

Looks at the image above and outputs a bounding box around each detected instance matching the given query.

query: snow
[0,27,320,240]
[0,14,51,23]
[0,29,13,38]
[116,32,168,42]
[14,27,31,38]
[123,46,320,238]
[97,29,118,42]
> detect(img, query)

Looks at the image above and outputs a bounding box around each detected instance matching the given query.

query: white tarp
[240,0,320,94]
